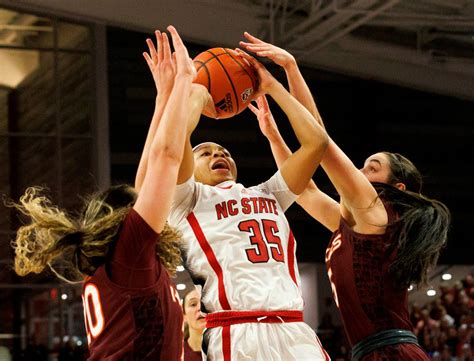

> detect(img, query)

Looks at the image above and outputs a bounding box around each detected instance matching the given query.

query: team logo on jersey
[241,88,253,102]
[254,187,269,195]
[215,93,233,113]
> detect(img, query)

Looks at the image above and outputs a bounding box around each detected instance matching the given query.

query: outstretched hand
[248,95,281,143]
[167,25,196,81]
[143,30,175,95]
[239,32,295,69]
[234,48,277,97]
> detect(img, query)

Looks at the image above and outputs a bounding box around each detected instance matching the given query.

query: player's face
[183,290,205,331]
[360,152,392,184]
[193,142,237,186]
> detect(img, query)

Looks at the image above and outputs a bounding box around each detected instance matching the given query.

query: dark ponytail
[375,183,450,288]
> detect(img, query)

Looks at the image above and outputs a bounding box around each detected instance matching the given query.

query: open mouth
[211,159,230,171]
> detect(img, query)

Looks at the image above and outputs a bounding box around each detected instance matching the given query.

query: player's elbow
[306,126,329,158]
[149,143,183,166]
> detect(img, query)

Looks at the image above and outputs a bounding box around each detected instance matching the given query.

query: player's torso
[180,182,302,312]
[325,221,412,345]
[82,265,183,360]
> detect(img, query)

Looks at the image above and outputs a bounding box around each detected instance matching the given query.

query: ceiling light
[441,273,452,281]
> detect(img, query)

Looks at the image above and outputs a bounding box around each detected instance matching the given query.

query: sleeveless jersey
[325,202,413,346]
[168,171,302,313]
[82,209,183,360]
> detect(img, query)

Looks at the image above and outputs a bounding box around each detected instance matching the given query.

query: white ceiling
[1,0,473,100]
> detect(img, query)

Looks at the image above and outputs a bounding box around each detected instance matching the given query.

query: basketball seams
[194,60,211,91]
[193,47,258,118]
[208,49,240,114]
[193,60,206,72]
[223,49,258,96]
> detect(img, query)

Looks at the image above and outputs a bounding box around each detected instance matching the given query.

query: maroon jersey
[82,209,183,360]
[325,202,413,347]
[183,341,202,361]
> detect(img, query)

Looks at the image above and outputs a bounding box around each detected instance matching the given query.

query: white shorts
[203,322,330,361]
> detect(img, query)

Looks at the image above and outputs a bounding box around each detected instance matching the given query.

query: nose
[212,149,225,157]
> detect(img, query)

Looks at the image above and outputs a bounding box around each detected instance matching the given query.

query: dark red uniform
[82,209,183,360]
[326,202,428,360]
[183,341,202,361]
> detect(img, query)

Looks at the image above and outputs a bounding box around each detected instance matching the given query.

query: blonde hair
[8,186,182,282]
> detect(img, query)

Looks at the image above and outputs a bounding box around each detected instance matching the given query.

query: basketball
[193,48,259,119]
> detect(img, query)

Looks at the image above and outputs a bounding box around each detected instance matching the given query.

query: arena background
[0,0,472,360]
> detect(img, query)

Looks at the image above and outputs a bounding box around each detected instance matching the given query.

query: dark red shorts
[360,343,429,361]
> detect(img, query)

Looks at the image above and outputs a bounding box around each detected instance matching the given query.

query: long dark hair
[8,185,182,282]
[383,152,423,193]
[375,152,451,289]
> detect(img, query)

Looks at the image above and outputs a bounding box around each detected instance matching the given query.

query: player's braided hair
[374,152,450,289]
[8,185,182,282]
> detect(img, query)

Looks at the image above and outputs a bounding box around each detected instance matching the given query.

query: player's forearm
[149,75,193,163]
[284,61,325,130]
[177,141,194,184]
[267,82,327,153]
[135,92,170,191]
[268,133,292,169]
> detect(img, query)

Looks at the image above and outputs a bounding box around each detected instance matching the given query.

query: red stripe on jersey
[206,310,303,328]
[222,325,231,361]
[187,212,231,310]
[217,184,233,189]
[316,334,330,361]
[287,230,297,285]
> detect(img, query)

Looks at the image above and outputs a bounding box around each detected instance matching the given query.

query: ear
[394,182,406,191]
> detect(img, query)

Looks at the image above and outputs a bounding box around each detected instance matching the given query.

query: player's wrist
[283,58,298,73]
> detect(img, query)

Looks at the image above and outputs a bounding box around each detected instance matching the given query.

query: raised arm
[240,32,321,126]
[133,26,210,233]
[249,96,340,231]
[135,31,176,192]
[238,51,328,195]
[240,33,386,233]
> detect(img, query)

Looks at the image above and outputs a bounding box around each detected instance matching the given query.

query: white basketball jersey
[168,171,303,313]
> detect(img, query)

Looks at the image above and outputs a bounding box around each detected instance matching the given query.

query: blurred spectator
[410,274,473,361]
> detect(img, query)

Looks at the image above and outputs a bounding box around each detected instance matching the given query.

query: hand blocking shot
[240,32,451,361]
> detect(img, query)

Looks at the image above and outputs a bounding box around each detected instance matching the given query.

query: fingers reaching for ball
[167,25,196,81]
[234,48,277,97]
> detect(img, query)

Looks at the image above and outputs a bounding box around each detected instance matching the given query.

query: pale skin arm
[237,50,328,195]
[135,31,175,192]
[241,33,387,234]
[249,96,340,231]
[133,26,211,233]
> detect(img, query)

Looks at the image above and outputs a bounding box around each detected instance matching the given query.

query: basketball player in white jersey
[167,55,331,360]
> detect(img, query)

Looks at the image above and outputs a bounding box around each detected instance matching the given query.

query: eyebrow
[368,159,382,166]
[193,144,210,153]
[193,145,230,154]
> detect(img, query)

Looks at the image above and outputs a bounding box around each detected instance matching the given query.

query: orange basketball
[193,48,259,119]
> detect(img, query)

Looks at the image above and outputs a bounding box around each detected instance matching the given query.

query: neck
[187,328,203,352]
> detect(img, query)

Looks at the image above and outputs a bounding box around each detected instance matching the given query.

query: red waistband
[205,310,304,328]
